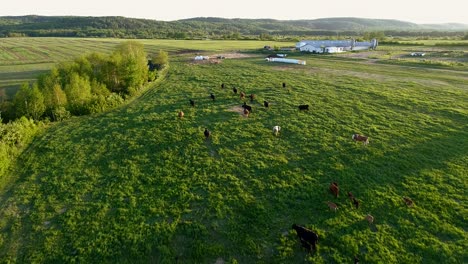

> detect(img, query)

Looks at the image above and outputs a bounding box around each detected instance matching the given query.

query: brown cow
[365,214,374,224]
[249,94,256,102]
[243,108,250,117]
[240,92,246,100]
[352,134,369,145]
[178,111,184,119]
[329,182,339,198]
[403,197,414,207]
[326,201,338,212]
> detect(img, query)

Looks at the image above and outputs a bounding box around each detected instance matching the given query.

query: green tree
[152,50,169,69]
[112,41,149,94]
[90,79,110,97]
[13,83,45,120]
[64,73,91,114]
[38,68,64,116]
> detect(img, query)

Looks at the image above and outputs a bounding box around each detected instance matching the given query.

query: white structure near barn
[296,39,378,53]
[265,57,306,65]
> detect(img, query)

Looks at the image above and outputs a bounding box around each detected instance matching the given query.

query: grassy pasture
[0,44,467,263]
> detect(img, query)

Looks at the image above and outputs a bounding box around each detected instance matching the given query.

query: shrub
[0,117,43,181]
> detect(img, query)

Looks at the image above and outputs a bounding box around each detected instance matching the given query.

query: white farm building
[296,39,378,53]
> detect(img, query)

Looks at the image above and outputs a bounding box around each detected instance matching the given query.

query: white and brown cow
[273,126,281,136]
[352,134,369,145]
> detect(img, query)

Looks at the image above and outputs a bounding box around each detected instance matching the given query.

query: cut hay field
[0,38,293,101]
[0,39,467,263]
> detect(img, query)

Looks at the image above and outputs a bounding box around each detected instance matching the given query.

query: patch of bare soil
[173,49,203,55]
[211,52,258,59]
[190,59,222,65]
[335,51,384,59]
[227,105,247,117]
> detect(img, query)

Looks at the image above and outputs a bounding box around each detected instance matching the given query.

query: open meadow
[0,38,467,263]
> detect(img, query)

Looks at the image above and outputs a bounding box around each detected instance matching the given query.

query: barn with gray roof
[296,39,378,53]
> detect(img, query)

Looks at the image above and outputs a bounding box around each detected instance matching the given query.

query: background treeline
[1,16,467,40]
[1,41,168,122]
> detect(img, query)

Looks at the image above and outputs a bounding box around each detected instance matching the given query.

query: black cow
[354,256,360,264]
[233,87,238,94]
[242,102,252,112]
[352,197,360,209]
[204,128,211,139]
[263,100,269,108]
[189,99,195,107]
[210,93,215,101]
[221,83,225,89]
[292,224,318,252]
[282,82,286,88]
[298,104,309,111]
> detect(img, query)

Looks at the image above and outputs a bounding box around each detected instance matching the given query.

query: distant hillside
[1,16,467,39]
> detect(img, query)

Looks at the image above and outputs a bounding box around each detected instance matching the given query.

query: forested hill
[1,15,467,39]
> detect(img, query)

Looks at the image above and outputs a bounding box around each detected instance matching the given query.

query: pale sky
[2,0,468,24]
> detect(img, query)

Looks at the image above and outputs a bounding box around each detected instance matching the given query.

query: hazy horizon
[2,0,468,25]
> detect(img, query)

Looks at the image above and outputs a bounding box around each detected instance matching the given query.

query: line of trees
[1,42,168,122]
[2,16,466,40]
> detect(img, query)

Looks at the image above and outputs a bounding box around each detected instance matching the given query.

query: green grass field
[0,39,467,263]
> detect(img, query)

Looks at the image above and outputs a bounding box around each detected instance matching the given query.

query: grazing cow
[178,111,184,118]
[326,201,338,212]
[240,92,246,100]
[273,126,281,136]
[298,104,309,111]
[282,82,286,88]
[329,182,339,198]
[365,214,374,224]
[403,197,414,207]
[250,94,255,102]
[233,87,238,94]
[189,99,195,107]
[292,224,318,252]
[242,102,252,112]
[221,83,225,89]
[210,93,215,101]
[204,128,211,139]
[352,134,369,145]
[348,192,360,209]
[264,100,269,108]
[243,108,250,117]
[352,198,360,209]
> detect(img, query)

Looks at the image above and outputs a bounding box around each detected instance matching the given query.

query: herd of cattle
[176,82,413,261]
[293,180,414,262]
[179,82,357,141]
